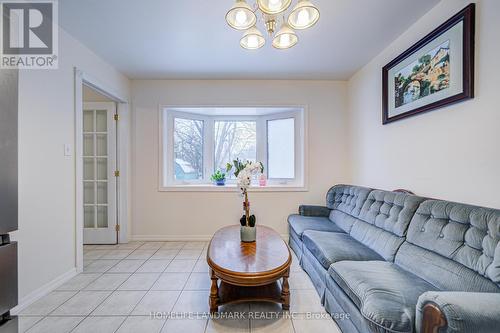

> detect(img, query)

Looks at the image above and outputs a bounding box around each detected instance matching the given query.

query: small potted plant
[210,170,227,186]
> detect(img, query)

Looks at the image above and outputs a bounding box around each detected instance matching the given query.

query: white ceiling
[59,0,440,80]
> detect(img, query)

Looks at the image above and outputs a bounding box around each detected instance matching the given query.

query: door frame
[74,68,130,272]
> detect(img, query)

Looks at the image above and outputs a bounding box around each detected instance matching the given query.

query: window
[174,117,204,180]
[214,121,257,177]
[268,118,295,179]
[161,107,305,189]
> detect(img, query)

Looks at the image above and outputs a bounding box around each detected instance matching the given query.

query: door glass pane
[267,118,295,179]
[83,110,94,132]
[83,158,95,180]
[97,182,108,204]
[84,206,95,228]
[97,206,108,228]
[173,117,204,180]
[96,110,107,132]
[96,158,108,180]
[83,134,94,156]
[96,134,107,156]
[84,182,95,204]
[214,121,256,178]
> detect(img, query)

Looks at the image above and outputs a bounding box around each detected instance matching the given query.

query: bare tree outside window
[174,117,203,180]
[214,121,256,177]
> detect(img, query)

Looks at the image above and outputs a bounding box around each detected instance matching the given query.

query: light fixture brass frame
[264,16,277,35]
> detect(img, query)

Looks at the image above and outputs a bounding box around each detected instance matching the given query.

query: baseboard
[11,267,78,315]
[131,235,213,242]
[131,234,290,242]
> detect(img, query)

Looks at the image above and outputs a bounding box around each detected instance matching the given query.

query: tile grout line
[67,245,156,332]
[112,243,188,333]
[69,243,158,333]
[147,242,203,332]
[21,316,45,333]
[27,242,235,333]
[30,244,141,330]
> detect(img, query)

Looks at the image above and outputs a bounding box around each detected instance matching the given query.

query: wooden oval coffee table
[207,225,291,313]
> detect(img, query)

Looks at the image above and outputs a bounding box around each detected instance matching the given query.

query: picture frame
[382,3,475,124]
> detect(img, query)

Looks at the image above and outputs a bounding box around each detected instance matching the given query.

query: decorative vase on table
[240,193,256,242]
[231,159,264,243]
[259,174,267,187]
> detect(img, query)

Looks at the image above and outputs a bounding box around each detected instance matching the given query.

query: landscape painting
[394,40,450,108]
[382,4,474,124]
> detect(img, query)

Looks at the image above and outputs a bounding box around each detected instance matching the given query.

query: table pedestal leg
[281,269,290,311]
[210,269,219,313]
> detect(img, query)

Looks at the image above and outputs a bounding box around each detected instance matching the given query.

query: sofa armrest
[417,291,500,333]
[298,205,331,217]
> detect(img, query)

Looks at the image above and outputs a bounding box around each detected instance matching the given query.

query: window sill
[158,184,308,192]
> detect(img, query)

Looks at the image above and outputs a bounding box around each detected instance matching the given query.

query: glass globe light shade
[288,0,320,30]
[240,27,266,50]
[272,23,298,49]
[226,0,257,30]
[257,0,292,15]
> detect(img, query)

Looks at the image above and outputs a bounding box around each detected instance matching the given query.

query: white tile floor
[18,241,342,333]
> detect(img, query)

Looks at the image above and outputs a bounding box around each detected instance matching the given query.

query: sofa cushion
[303,230,383,269]
[348,190,426,262]
[326,184,371,232]
[326,184,372,212]
[399,199,500,289]
[396,242,500,293]
[329,261,437,333]
[289,229,303,260]
[288,214,344,239]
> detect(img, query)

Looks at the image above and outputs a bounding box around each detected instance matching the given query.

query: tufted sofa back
[395,200,500,292]
[326,184,371,232]
[349,190,426,261]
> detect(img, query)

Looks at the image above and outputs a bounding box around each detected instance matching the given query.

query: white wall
[347,0,500,208]
[131,80,349,239]
[14,28,130,301]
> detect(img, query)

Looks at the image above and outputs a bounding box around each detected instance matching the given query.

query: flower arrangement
[227,159,263,229]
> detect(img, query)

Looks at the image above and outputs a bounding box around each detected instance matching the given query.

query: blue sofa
[288,184,500,333]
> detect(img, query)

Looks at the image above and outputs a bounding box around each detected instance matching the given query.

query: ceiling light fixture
[225,0,319,50]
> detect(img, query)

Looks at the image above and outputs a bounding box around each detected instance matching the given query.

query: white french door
[82,102,118,244]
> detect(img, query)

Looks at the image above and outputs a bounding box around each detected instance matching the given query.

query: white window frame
[164,110,209,186]
[263,111,304,187]
[212,115,259,184]
[159,106,307,192]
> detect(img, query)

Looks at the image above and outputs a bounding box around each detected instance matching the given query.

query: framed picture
[382,4,475,124]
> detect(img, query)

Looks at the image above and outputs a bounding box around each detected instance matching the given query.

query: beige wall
[131,80,349,239]
[14,28,130,302]
[83,85,114,102]
[347,0,500,208]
